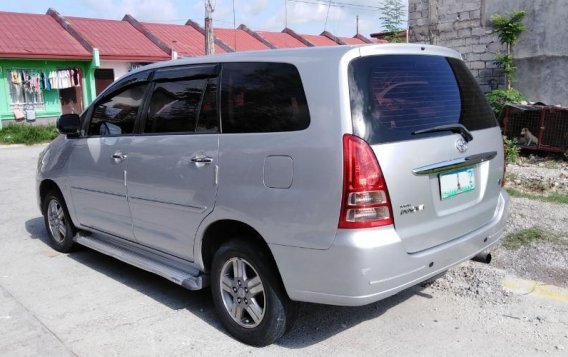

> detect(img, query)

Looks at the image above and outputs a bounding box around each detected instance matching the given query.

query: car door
[125,65,220,260]
[68,74,150,240]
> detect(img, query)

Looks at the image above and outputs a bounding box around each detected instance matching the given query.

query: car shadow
[25,216,432,349]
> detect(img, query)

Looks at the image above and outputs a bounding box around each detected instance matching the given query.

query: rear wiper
[412,124,474,142]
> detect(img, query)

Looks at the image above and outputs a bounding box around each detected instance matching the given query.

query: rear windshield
[348,55,497,144]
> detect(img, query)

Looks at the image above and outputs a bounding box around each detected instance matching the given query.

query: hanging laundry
[48,71,56,89]
[72,68,79,86]
[10,70,22,84]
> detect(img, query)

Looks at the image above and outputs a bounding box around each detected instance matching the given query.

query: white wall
[99,60,131,80]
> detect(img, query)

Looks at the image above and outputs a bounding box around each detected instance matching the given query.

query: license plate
[439,168,475,200]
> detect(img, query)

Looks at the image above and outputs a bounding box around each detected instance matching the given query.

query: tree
[485,9,527,116]
[379,0,405,43]
[491,10,527,90]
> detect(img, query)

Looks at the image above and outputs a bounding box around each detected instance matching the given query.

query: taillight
[339,134,394,229]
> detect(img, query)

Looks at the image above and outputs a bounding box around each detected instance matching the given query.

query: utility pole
[204,0,215,55]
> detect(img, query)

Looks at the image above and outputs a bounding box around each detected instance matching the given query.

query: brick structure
[409,0,504,93]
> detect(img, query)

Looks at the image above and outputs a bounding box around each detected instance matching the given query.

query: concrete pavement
[0,144,567,356]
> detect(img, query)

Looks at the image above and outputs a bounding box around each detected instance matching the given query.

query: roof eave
[0,53,91,60]
[99,55,170,62]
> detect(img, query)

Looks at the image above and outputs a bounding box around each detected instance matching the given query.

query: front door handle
[112,151,127,163]
[190,156,213,164]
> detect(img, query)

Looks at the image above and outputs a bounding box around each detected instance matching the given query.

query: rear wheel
[211,240,297,346]
[43,191,76,252]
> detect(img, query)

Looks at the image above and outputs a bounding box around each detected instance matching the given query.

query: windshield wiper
[412,124,474,142]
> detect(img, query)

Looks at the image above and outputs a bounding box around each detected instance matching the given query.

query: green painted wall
[0,58,96,129]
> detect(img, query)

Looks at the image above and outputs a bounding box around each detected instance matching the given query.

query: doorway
[94,68,115,95]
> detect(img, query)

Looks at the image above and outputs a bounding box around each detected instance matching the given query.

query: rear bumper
[271,190,509,306]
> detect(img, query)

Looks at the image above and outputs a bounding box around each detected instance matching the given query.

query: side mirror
[57,114,81,136]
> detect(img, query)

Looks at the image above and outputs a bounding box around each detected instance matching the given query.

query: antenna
[356,15,359,35]
[285,0,288,28]
[232,0,237,50]
[324,0,332,31]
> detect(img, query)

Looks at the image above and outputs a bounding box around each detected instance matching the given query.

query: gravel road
[1,144,567,356]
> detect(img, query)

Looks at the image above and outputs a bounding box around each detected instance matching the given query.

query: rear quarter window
[348,55,497,144]
[220,62,310,133]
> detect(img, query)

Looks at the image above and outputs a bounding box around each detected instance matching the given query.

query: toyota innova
[37,44,509,346]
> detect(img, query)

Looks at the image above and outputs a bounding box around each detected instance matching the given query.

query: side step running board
[74,233,205,290]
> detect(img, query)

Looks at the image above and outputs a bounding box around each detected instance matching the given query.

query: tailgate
[347,53,504,253]
[373,128,504,253]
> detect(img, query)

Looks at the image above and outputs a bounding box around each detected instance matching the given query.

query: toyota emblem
[455,138,468,153]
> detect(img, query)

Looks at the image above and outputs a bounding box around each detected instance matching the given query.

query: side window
[144,79,208,134]
[196,79,219,133]
[88,84,147,136]
[221,62,310,133]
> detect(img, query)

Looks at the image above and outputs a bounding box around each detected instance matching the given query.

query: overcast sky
[2,0,408,38]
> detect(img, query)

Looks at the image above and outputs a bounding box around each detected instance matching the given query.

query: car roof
[128,43,462,76]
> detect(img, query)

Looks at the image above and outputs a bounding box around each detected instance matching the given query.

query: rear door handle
[191,156,213,164]
[112,151,127,162]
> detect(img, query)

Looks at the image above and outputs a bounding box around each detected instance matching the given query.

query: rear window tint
[221,62,310,133]
[348,55,497,144]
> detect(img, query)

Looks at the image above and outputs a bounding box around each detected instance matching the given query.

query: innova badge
[455,137,468,153]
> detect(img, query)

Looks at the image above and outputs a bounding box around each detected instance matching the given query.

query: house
[0,11,96,128]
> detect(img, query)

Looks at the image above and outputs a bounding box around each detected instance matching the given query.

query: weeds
[506,187,568,205]
[0,124,59,145]
[503,226,557,250]
[503,136,520,164]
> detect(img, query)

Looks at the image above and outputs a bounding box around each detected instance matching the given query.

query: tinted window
[145,79,207,134]
[196,79,219,133]
[348,55,497,144]
[221,62,310,133]
[88,84,147,136]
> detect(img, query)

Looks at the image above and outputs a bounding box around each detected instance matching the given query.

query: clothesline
[9,68,82,91]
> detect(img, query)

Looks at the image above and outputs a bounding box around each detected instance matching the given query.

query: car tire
[211,239,297,346]
[42,190,76,253]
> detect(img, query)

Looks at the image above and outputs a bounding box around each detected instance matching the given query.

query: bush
[486,88,526,115]
[0,123,59,145]
[503,135,520,164]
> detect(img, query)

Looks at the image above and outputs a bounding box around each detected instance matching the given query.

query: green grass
[0,124,59,145]
[503,226,556,250]
[506,187,568,205]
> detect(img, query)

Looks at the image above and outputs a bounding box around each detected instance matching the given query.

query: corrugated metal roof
[256,31,306,48]
[214,28,269,51]
[0,11,91,59]
[301,34,339,46]
[66,16,170,61]
[340,37,368,45]
[141,22,225,57]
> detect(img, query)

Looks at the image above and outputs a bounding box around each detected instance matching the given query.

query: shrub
[486,88,526,115]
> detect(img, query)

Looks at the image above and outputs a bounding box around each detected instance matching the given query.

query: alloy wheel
[219,257,266,328]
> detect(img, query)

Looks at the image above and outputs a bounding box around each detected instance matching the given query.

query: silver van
[37,44,509,346]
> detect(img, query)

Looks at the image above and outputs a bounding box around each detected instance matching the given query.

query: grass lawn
[0,124,59,145]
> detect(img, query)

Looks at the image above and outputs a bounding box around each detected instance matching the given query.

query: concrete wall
[409,0,504,93]
[409,0,568,106]
[485,0,568,106]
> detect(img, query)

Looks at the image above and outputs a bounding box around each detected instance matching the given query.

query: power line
[288,0,381,10]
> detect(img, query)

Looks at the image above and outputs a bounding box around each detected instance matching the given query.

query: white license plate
[439,168,475,200]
